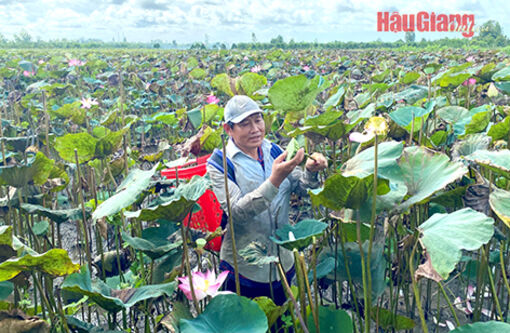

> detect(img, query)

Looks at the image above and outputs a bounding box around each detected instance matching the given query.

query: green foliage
[419,208,494,279]
[180,294,268,333]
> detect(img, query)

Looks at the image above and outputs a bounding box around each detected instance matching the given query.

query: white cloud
[0,0,508,43]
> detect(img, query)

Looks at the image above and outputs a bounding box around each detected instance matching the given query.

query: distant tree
[172,40,178,48]
[405,31,416,43]
[251,32,257,43]
[477,20,508,47]
[14,30,32,44]
[153,42,160,49]
[270,35,285,48]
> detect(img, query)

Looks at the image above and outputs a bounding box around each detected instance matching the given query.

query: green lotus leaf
[346,103,375,125]
[238,241,278,266]
[465,149,510,178]
[450,321,510,333]
[400,71,420,85]
[489,187,510,228]
[371,306,415,331]
[268,75,329,113]
[323,84,346,111]
[124,175,209,222]
[62,266,176,313]
[396,146,468,211]
[0,226,12,248]
[463,111,491,136]
[237,72,267,98]
[488,116,510,141]
[253,296,288,329]
[307,256,335,281]
[320,242,386,300]
[200,126,222,152]
[285,138,301,161]
[270,219,327,251]
[47,162,70,192]
[121,230,181,260]
[0,152,54,187]
[0,281,13,300]
[390,106,431,133]
[201,104,220,125]
[342,141,404,180]
[308,306,353,333]
[187,108,202,129]
[0,249,79,281]
[492,66,510,81]
[189,68,206,80]
[437,71,471,88]
[211,73,234,97]
[302,109,355,141]
[179,294,268,333]
[92,163,160,220]
[310,173,389,211]
[0,135,37,152]
[451,133,492,161]
[495,82,510,94]
[392,85,428,104]
[51,101,86,125]
[55,132,98,163]
[21,203,90,224]
[94,125,130,159]
[341,141,406,214]
[419,208,494,279]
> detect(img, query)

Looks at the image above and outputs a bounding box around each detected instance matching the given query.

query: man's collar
[226,137,271,159]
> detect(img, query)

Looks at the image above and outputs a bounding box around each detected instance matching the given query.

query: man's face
[225,112,265,152]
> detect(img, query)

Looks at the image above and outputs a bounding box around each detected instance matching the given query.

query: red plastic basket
[162,155,222,252]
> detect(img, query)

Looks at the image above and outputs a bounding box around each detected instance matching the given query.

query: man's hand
[305,152,328,172]
[269,148,305,188]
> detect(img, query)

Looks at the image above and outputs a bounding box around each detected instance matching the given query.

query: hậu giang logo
[377,12,475,38]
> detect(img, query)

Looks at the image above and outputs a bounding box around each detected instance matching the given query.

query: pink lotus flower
[23,70,35,77]
[251,65,262,73]
[178,269,230,301]
[80,97,99,109]
[68,59,86,67]
[462,78,476,86]
[303,65,311,71]
[206,94,219,104]
[466,56,475,62]
[38,59,45,64]
[145,82,151,90]
[243,55,249,61]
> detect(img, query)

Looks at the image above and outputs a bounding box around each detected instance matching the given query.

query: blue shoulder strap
[270,142,283,159]
[207,149,237,185]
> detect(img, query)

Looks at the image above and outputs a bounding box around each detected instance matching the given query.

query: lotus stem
[75,149,93,273]
[277,262,310,333]
[409,114,415,146]
[312,236,320,333]
[294,249,307,327]
[221,134,241,295]
[409,236,428,333]
[182,212,201,313]
[366,133,378,329]
[438,281,460,326]
[500,241,510,306]
[485,247,503,320]
[299,252,318,332]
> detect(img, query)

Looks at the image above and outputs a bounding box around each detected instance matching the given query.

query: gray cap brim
[229,109,263,123]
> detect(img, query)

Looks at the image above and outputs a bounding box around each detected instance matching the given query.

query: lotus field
[2,48,510,333]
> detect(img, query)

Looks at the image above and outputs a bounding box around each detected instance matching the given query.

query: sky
[1,0,509,44]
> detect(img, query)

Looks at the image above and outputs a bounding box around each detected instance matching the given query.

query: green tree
[405,31,416,43]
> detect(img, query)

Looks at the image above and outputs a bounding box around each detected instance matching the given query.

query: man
[207,95,327,305]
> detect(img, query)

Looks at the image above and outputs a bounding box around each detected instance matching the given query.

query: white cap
[224,95,262,123]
